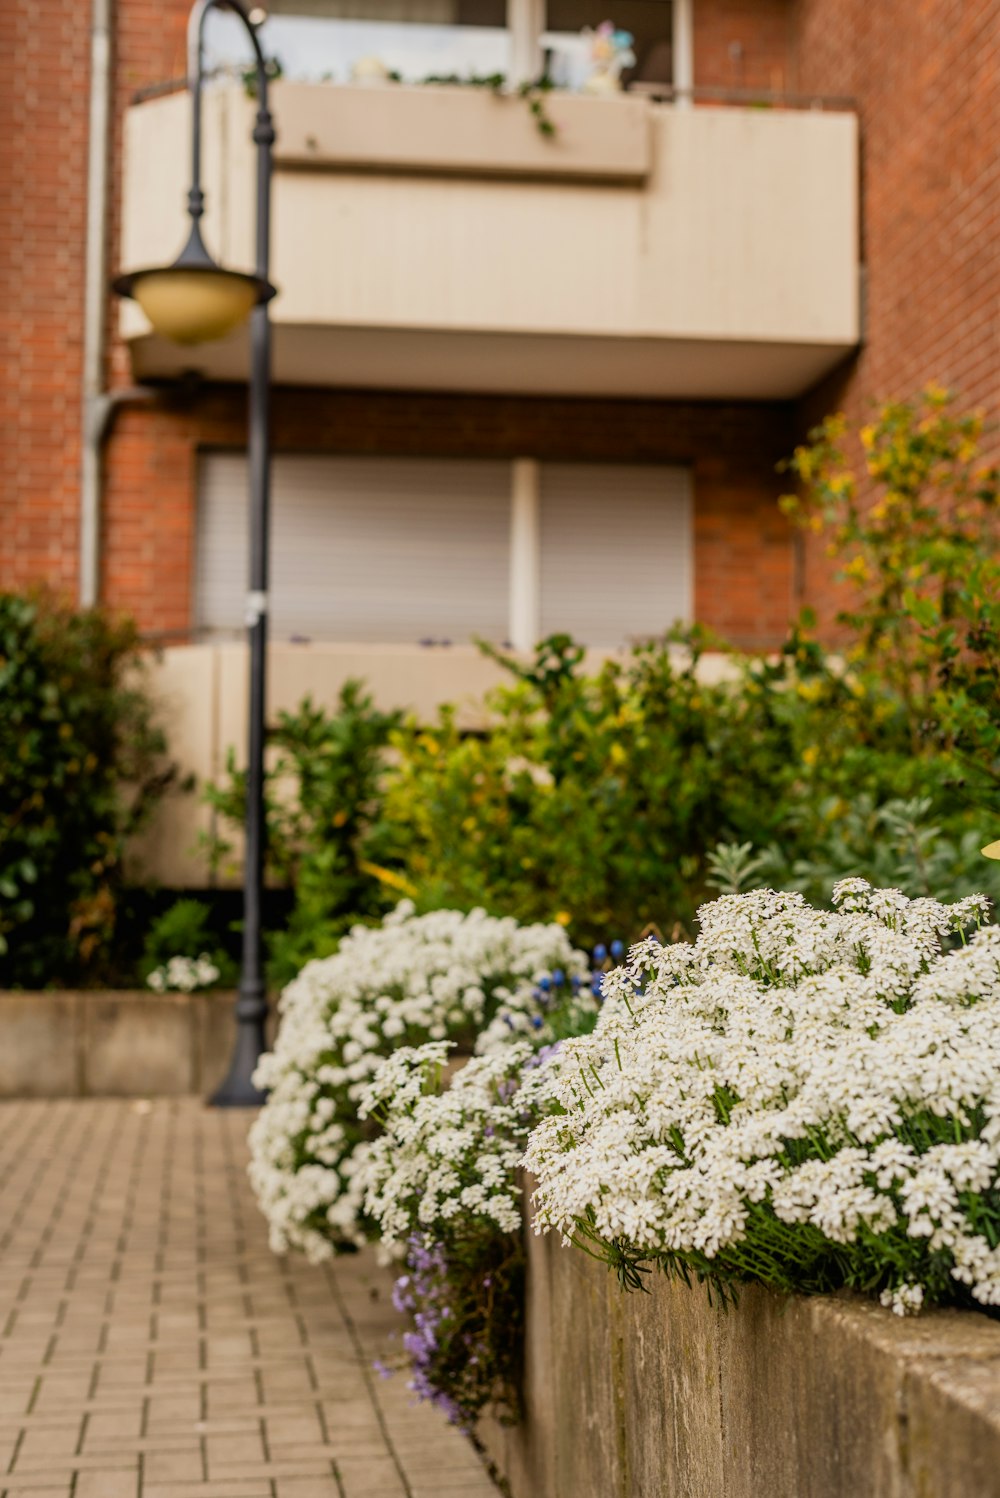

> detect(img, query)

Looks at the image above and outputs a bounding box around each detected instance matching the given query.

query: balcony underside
[129,322,852,400]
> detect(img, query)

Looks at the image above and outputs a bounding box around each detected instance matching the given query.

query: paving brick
[142,1446,205,1483]
[273,1481,341,1498]
[0,1102,497,1498]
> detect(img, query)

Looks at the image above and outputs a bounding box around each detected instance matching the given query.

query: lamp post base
[210,984,269,1108]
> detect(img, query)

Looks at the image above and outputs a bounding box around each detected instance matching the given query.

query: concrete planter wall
[482,1222,1000,1498]
[0,990,277,1098]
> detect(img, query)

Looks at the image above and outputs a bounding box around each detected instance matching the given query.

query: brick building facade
[797,0,1000,628]
[3,0,994,657]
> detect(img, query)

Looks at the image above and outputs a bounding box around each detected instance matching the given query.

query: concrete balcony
[118,81,860,399]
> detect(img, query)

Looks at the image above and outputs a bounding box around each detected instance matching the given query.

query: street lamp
[115,0,277,1106]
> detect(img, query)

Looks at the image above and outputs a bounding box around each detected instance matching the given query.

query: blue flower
[593,943,607,962]
[610,939,624,960]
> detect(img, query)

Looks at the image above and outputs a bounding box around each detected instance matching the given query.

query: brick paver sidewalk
[0,1099,500,1498]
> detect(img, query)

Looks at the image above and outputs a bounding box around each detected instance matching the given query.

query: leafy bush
[383,629,996,944]
[138,898,235,990]
[0,592,171,987]
[384,631,790,946]
[205,682,403,987]
[781,386,1000,785]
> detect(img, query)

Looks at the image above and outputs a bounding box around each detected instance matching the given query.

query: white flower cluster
[360,1041,541,1247]
[146,953,221,993]
[524,882,1000,1313]
[248,902,587,1262]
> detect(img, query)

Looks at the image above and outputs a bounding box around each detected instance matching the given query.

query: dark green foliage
[205,392,1000,973]
[384,624,998,948]
[204,681,404,987]
[137,897,235,988]
[0,592,172,987]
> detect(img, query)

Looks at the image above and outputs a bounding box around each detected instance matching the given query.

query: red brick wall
[104,389,796,650]
[792,0,1000,628]
[0,0,91,597]
[695,0,796,94]
[2,0,800,650]
[107,1,189,392]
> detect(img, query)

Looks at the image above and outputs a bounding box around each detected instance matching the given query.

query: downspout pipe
[80,0,113,608]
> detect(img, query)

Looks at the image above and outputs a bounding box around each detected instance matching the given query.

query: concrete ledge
[270,81,653,181]
[0,991,277,1098]
[482,1222,1000,1497]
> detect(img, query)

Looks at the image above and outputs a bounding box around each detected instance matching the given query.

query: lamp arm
[185,0,273,280]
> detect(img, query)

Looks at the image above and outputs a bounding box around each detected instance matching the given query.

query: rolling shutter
[538,462,692,646]
[195,453,511,644]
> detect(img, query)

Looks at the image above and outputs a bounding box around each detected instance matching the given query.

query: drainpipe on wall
[80,0,113,609]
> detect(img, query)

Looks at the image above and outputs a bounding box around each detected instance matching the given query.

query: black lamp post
[115,0,277,1106]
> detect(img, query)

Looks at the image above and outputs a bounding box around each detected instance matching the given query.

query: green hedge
[0,593,172,987]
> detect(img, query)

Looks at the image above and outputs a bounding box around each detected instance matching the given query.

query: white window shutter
[538,463,692,646]
[195,453,511,644]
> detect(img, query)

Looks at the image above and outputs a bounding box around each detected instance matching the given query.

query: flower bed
[248,902,592,1262]
[252,882,1000,1438]
[526,880,1000,1315]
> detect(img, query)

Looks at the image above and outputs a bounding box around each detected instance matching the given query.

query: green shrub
[0,592,172,987]
[781,385,1000,784]
[378,626,934,940]
[204,682,404,987]
[208,393,1000,962]
[138,897,235,988]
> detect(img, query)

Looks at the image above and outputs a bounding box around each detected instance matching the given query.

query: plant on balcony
[416,70,557,136]
[526,881,1000,1316]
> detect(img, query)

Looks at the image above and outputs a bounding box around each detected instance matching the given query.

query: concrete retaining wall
[483,1222,1000,1498]
[0,990,276,1098]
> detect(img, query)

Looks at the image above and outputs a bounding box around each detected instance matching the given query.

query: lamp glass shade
[130,266,260,344]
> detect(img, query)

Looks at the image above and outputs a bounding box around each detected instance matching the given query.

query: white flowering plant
[525,881,1000,1316]
[248,901,591,1263]
[359,1041,551,1425]
[146,953,221,993]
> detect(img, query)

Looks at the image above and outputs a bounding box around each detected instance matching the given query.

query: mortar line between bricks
[0,1104,86,1258]
[323,1261,414,1498]
[39,1098,124,1278]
